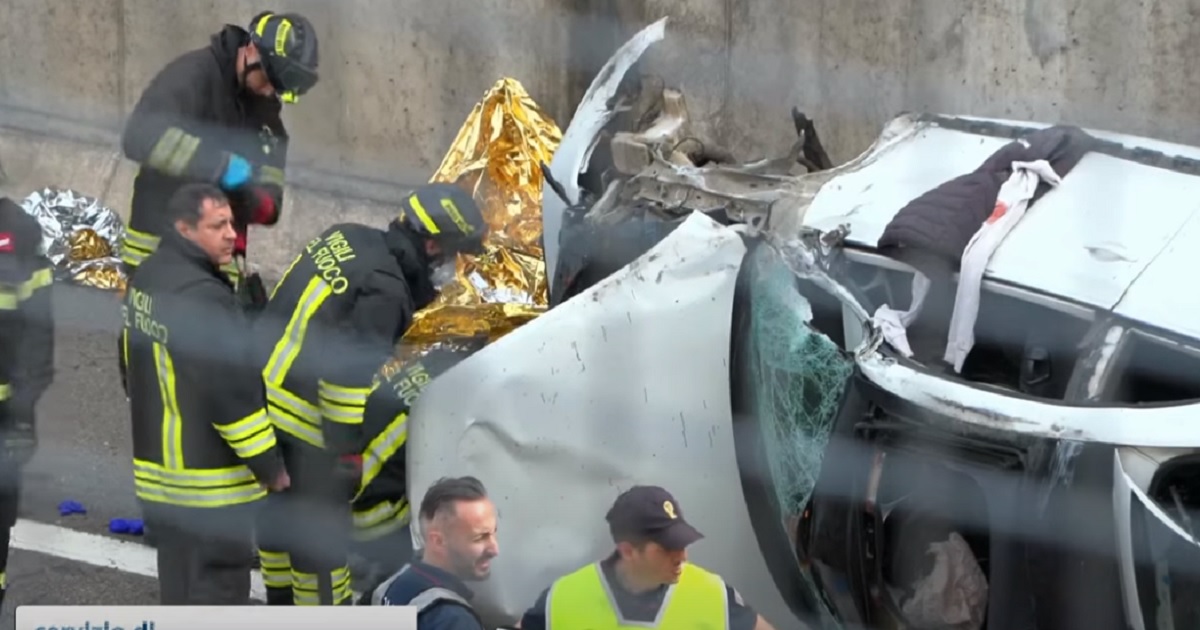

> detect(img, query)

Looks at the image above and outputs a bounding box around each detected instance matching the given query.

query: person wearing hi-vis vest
[517,485,777,630]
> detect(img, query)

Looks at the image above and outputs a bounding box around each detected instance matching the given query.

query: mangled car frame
[403,17,1200,630]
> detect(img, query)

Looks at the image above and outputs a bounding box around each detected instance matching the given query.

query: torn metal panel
[542,16,668,296]
[406,213,798,629]
[857,353,1200,447]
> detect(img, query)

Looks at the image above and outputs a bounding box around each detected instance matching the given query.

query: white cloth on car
[944,160,1062,372]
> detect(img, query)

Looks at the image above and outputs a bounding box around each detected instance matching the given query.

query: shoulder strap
[409,586,470,611]
[371,563,412,606]
[411,586,485,626]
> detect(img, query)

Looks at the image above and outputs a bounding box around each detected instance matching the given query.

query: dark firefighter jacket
[253,223,437,458]
[0,198,55,436]
[352,341,485,541]
[120,24,289,282]
[122,229,284,508]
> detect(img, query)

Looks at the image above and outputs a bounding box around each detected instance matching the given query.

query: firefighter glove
[221,154,253,190]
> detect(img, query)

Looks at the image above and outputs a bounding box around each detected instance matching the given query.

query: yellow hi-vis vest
[546,561,728,630]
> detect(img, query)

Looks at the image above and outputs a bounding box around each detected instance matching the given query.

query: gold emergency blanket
[391,78,563,365]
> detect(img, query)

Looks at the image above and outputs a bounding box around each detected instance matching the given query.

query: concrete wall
[1,0,1197,278]
[608,0,1200,164]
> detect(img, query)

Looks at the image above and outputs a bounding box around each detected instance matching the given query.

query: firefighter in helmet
[252,183,486,605]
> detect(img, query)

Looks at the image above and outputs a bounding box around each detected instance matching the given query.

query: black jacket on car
[0,198,54,442]
[253,223,437,459]
[120,25,288,272]
[877,125,1098,264]
[122,229,284,508]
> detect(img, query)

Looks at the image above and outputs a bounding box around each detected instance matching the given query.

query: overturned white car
[405,18,1200,630]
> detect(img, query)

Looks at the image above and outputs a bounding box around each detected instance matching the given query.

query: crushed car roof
[801,113,1200,342]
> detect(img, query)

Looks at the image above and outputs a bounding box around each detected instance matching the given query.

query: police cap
[606,485,704,551]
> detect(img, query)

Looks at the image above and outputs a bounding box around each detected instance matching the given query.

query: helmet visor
[264,55,318,103]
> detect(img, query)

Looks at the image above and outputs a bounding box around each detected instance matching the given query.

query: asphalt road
[2,284,161,627]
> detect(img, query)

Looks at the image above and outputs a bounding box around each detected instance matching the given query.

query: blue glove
[221,154,253,190]
[58,500,86,516]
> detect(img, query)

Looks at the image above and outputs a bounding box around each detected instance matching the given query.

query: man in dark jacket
[0,197,54,608]
[118,11,319,393]
[368,476,498,630]
[253,182,486,606]
[122,183,290,604]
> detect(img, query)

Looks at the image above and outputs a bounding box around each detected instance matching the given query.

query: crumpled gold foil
[68,228,112,261]
[390,77,563,366]
[72,260,127,293]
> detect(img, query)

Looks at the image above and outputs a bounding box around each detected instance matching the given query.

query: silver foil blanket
[19,188,128,292]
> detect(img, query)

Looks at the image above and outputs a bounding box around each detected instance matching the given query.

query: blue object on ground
[109,518,145,536]
[57,500,86,516]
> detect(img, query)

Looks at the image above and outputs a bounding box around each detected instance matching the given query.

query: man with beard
[368,476,499,629]
[118,10,319,394]
[253,183,485,606]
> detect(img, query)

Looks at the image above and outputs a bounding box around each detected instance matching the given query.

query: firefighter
[118,10,319,392]
[351,337,490,597]
[122,183,289,604]
[518,485,779,630]
[253,182,485,606]
[0,197,54,608]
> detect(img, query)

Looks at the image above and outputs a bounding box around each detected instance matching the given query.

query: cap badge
[663,500,677,519]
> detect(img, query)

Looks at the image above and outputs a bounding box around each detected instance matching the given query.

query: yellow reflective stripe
[274,19,292,56]
[407,195,441,234]
[255,13,273,36]
[259,550,292,588]
[356,413,408,498]
[317,380,369,425]
[133,459,257,486]
[259,166,285,188]
[22,268,53,295]
[122,328,130,371]
[266,400,324,448]
[153,342,185,469]
[0,383,9,401]
[214,409,277,459]
[269,252,304,301]
[292,567,352,606]
[262,275,332,386]
[133,459,265,507]
[352,500,410,542]
[145,127,201,178]
[266,384,319,421]
[124,228,161,251]
[0,570,6,589]
[0,267,55,309]
[353,499,409,528]
[120,245,151,266]
[134,483,266,507]
[121,228,160,266]
[317,381,370,407]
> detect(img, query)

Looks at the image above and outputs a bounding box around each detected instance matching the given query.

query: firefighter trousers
[256,438,353,606]
[140,501,257,605]
[0,460,23,608]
